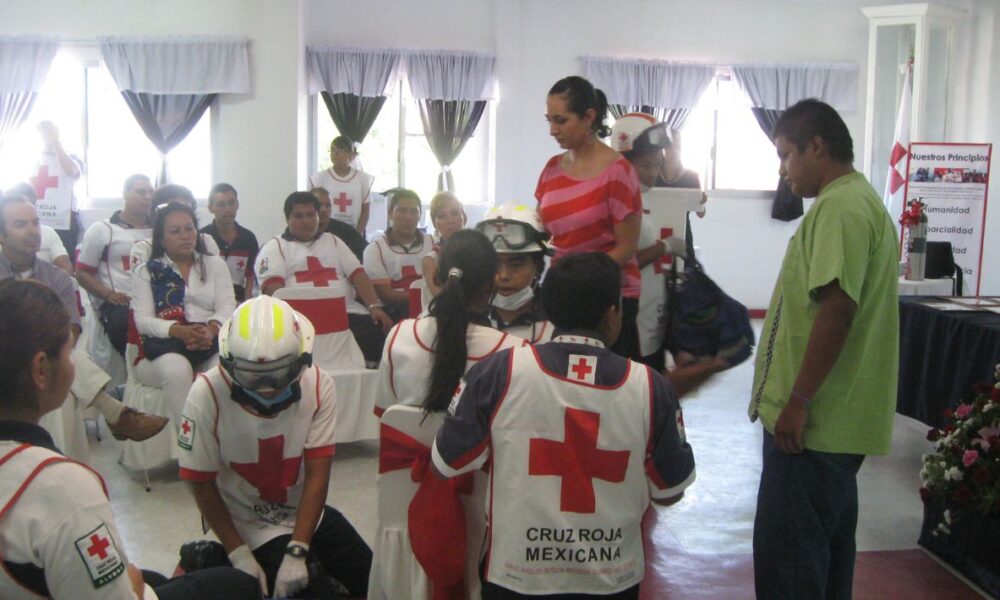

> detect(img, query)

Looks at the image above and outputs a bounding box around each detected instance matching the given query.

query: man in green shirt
[749,99,899,600]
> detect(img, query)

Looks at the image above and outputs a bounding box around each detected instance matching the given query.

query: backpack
[664,255,755,368]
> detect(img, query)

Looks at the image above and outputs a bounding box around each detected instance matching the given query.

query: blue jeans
[753,431,865,600]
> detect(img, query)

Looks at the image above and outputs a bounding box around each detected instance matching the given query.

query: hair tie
[447,267,463,280]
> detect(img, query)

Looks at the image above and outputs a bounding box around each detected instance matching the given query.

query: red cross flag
[883,60,912,222]
[567,354,597,385]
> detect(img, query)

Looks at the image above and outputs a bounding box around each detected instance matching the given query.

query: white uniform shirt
[0,440,139,599]
[38,225,69,263]
[363,232,433,291]
[376,316,526,416]
[255,233,368,315]
[636,211,668,357]
[177,366,337,550]
[308,168,374,230]
[77,213,152,306]
[131,254,237,338]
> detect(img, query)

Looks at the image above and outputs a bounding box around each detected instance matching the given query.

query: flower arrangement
[919,363,1000,535]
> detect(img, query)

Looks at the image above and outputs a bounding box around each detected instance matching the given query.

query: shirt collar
[281,228,323,243]
[551,329,607,349]
[0,420,61,453]
[385,228,426,253]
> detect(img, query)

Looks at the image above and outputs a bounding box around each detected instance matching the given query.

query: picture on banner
[903,142,992,295]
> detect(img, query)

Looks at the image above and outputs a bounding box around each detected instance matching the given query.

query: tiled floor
[83,328,992,597]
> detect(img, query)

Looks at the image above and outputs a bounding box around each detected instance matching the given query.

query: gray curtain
[751,108,803,222]
[119,91,216,185]
[416,99,486,192]
[0,92,37,152]
[320,91,387,143]
[609,105,692,131]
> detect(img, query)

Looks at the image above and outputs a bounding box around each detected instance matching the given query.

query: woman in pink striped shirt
[535,75,643,359]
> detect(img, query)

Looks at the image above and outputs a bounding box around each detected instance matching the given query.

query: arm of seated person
[189,481,248,553]
[374,281,409,307]
[421,255,441,296]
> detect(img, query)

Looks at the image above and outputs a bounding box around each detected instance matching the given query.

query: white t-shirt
[636,211,668,357]
[77,213,152,305]
[177,366,337,550]
[376,316,526,416]
[363,232,433,290]
[131,254,238,338]
[308,168,374,230]
[0,441,140,599]
[38,225,69,263]
[255,233,368,315]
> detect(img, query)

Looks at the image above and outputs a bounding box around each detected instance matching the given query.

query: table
[897,297,1000,428]
[898,276,955,296]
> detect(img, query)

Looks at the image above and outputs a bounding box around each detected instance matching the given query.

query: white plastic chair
[119,344,179,489]
[274,285,365,371]
[368,405,486,600]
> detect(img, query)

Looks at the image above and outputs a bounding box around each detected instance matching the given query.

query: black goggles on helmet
[220,352,313,392]
[475,219,549,251]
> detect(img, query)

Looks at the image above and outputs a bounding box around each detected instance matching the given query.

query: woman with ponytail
[535,75,643,360]
[374,229,526,416]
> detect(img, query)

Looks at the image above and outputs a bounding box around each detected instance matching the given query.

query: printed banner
[904,143,992,295]
[30,154,75,230]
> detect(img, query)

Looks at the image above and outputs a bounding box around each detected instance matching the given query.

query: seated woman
[476,201,555,344]
[364,189,434,323]
[421,191,466,297]
[131,203,236,426]
[0,279,258,600]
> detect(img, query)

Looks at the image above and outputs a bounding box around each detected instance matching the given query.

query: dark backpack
[664,255,756,368]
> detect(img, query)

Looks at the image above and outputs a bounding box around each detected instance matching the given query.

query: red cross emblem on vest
[393,264,420,290]
[567,354,596,384]
[333,192,352,213]
[528,407,630,513]
[230,435,302,504]
[86,533,111,559]
[30,165,60,200]
[295,256,339,287]
[653,227,674,274]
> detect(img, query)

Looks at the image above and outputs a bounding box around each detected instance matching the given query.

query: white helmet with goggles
[476,202,550,254]
[610,113,673,155]
[219,296,315,416]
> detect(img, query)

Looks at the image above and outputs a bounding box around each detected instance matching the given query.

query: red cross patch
[567,354,596,384]
[75,524,125,588]
[178,415,195,450]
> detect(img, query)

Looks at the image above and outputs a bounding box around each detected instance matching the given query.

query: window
[313,77,492,229]
[608,70,781,192]
[0,48,212,202]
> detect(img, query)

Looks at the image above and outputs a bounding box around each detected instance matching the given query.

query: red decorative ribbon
[379,422,472,600]
[899,199,926,226]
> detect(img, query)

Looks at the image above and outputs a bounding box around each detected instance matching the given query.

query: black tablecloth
[897,297,1000,428]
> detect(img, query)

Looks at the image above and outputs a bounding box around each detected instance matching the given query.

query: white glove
[661,236,687,257]
[274,542,310,598]
[228,544,269,596]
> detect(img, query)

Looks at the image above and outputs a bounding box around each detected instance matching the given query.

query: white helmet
[476,202,550,254]
[219,296,315,414]
[610,113,673,155]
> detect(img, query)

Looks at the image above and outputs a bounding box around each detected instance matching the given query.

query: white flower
[944,467,964,481]
[944,509,952,524]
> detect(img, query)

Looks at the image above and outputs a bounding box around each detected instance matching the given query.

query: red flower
[927,429,941,442]
[989,436,1000,451]
[953,485,973,505]
[944,424,956,435]
[919,487,931,505]
[943,408,956,420]
[972,467,992,486]
[992,387,1000,402]
[972,383,993,395]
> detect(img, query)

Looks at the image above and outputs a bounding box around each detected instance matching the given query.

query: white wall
[5,0,999,305]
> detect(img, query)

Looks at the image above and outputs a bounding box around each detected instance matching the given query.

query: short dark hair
[0,279,71,413]
[389,188,421,213]
[284,191,320,219]
[330,135,356,154]
[0,195,33,235]
[208,182,238,203]
[542,252,621,330]
[6,182,36,203]
[123,174,150,195]
[548,76,611,138]
[153,184,196,209]
[150,202,205,261]
[772,98,854,163]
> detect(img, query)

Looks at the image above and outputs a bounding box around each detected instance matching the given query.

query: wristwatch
[285,543,308,559]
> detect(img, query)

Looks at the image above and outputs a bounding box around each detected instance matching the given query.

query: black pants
[348,313,386,365]
[252,505,372,598]
[144,567,261,600]
[482,582,640,599]
[609,297,640,361]
[56,210,82,263]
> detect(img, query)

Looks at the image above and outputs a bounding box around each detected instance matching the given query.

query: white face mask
[492,286,534,311]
